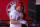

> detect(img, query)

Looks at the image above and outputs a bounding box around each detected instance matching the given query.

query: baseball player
[10,2,27,27]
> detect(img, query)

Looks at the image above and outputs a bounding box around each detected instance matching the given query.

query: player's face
[16,6,23,12]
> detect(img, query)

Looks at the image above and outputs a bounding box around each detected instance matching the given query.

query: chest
[15,13,23,20]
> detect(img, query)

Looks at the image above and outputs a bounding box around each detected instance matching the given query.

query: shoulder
[11,10,15,13]
[10,10,16,15]
[11,10,16,14]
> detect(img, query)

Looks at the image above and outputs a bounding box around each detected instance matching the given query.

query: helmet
[16,2,24,7]
[11,2,24,7]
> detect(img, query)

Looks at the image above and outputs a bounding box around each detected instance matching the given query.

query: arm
[10,19,20,24]
[10,19,27,24]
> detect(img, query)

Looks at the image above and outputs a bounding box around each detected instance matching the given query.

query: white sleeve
[20,20,27,24]
[10,11,16,19]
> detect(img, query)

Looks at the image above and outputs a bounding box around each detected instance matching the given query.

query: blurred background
[0,0,40,27]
